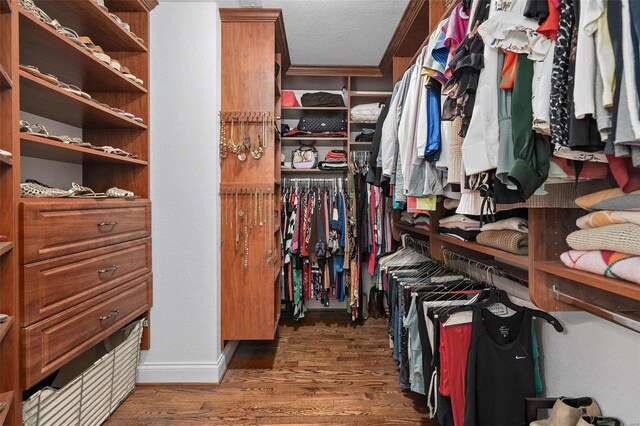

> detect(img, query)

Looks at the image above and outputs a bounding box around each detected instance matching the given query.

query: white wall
[538,312,640,424]
[138,1,237,383]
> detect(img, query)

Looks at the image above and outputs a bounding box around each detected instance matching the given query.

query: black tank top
[463,307,535,426]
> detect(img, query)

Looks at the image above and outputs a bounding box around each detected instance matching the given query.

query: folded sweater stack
[561,190,640,285]
[438,214,481,241]
[475,218,529,255]
[399,212,430,230]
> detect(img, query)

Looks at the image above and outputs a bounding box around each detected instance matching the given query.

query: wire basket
[23,319,144,426]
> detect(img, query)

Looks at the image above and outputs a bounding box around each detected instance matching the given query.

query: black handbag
[301,92,345,107]
[297,116,347,133]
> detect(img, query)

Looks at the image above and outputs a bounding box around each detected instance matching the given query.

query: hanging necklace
[251,112,264,160]
[219,114,228,159]
[238,118,247,161]
[235,189,240,253]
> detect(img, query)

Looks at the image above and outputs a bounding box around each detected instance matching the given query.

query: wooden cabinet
[20,200,150,263]
[22,238,151,326]
[22,273,151,388]
[219,9,288,341]
[0,0,157,422]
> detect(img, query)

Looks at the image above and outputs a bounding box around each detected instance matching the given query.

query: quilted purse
[291,146,318,169]
[297,116,347,133]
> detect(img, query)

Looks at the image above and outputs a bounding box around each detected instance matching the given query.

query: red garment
[552,157,610,179]
[537,0,560,41]
[500,50,519,89]
[607,155,640,193]
[439,322,473,426]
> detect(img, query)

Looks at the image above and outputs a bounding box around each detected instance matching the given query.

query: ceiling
[169,0,410,67]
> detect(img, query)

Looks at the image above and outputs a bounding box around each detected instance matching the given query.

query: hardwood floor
[107,311,437,425]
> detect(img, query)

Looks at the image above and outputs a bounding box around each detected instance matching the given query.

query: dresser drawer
[23,274,151,388]
[20,200,151,263]
[22,239,151,326]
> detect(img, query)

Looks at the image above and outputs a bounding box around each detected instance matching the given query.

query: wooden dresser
[0,0,157,423]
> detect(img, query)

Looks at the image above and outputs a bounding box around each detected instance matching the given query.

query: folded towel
[480,217,528,233]
[561,250,640,285]
[575,188,640,211]
[439,214,481,227]
[476,230,528,255]
[576,210,640,229]
[566,224,640,255]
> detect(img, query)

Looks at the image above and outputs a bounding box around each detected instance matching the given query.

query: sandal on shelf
[48,19,84,46]
[106,187,138,199]
[21,181,71,198]
[109,13,130,32]
[19,64,59,85]
[94,0,108,12]
[0,149,12,158]
[57,82,92,100]
[58,135,95,148]
[109,59,122,72]
[18,0,54,25]
[19,120,49,138]
[100,145,138,158]
[68,182,106,198]
[0,235,7,242]
[111,108,136,120]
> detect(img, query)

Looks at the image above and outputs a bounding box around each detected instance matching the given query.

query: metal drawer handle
[98,264,119,274]
[97,220,118,228]
[99,309,120,321]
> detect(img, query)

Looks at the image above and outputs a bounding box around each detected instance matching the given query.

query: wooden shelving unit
[20,72,147,129]
[433,233,529,267]
[282,106,348,111]
[1,0,19,422]
[0,0,157,422]
[220,8,287,342]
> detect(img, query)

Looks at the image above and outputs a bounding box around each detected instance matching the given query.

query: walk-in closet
[0,0,638,425]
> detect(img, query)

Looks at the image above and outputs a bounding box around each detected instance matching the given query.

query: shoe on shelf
[21,181,71,198]
[106,187,138,199]
[530,397,601,426]
[0,148,12,158]
[20,64,60,85]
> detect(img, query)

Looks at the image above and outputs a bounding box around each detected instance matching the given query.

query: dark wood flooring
[106,311,436,425]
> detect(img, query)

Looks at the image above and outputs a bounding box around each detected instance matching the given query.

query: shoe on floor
[530,397,601,426]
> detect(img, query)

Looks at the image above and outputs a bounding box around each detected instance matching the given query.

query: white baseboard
[136,340,239,383]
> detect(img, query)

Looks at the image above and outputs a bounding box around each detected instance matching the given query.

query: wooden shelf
[20,72,147,129]
[282,107,348,111]
[0,63,11,88]
[0,156,13,166]
[104,0,152,12]
[349,121,377,125]
[282,137,347,141]
[0,0,11,13]
[432,233,530,267]
[282,137,347,146]
[281,168,347,174]
[19,11,146,93]
[395,223,430,237]
[0,391,14,426]
[36,0,147,52]
[349,141,373,145]
[535,261,640,301]
[21,134,148,166]
[0,242,13,257]
[349,91,391,97]
[0,316,14,345]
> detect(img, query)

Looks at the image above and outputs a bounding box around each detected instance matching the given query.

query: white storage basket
[23,319,144,426]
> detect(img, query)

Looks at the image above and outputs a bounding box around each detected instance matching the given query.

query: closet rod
[553,285,640,334]
[402,234,431,257]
